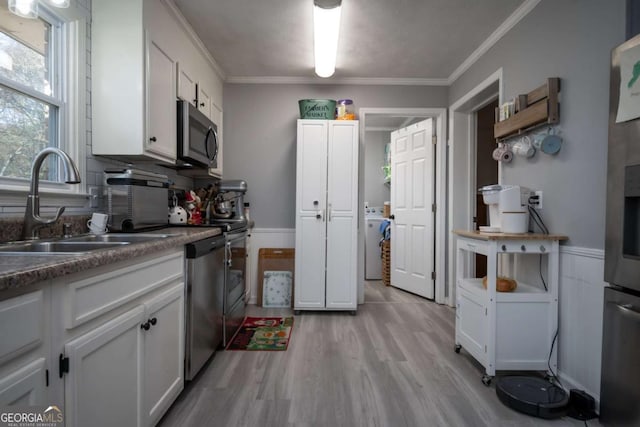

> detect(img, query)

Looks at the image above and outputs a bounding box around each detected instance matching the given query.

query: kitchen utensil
[169,206,188,224]
[513,136,536,158]
[87,213,109,234]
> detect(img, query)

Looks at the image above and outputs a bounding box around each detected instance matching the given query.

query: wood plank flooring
[159,281,600,427]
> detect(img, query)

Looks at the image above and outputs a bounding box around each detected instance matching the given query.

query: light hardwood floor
[159,281,599,427]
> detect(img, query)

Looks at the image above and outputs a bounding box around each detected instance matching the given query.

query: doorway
[358,108,447,305]
[474,99,499,278]
[448,68,503,307]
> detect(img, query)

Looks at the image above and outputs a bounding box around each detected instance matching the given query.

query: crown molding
[447,0,542,85]
[161,0,227,80]
[225,76,449,86]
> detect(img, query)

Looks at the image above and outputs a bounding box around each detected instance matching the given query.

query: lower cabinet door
[0,358,47,406]
[457,289,486,364]
[143,283,184,426]
[64,306,145,427]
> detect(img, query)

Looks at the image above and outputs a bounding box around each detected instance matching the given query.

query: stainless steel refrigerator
[602,33,640,425]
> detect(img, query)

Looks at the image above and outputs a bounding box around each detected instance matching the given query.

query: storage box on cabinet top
[298,99,336,119]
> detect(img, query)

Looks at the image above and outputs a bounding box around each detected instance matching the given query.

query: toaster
[104,168,170,231]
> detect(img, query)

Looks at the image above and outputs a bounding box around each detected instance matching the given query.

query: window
[0,5,61,181]
[0,1,86,196]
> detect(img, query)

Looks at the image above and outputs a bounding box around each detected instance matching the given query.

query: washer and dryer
[365,206,385,280]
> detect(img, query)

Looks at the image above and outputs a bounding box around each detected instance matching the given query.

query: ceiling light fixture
[313,0,342,78]
[8,0,70,20]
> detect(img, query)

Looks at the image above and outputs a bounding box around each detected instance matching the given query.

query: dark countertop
[0,227,223,292]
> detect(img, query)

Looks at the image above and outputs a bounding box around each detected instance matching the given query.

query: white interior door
[390,119,435,299]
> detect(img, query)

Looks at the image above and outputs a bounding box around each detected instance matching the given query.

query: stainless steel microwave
[177,100,219,168]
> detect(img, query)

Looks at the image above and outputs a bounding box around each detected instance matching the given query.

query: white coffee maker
[479,185,531,233]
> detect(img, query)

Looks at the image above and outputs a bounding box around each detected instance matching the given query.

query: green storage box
[298,99,336,119]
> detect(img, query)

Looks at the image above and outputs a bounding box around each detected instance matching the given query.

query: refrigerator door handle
[612,302,640,321]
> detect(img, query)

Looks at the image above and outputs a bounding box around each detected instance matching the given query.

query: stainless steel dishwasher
[184,235,225,381]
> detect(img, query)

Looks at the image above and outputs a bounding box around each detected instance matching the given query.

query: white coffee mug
[87,213,109,234]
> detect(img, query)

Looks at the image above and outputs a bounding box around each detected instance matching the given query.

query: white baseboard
[247,228,295,305]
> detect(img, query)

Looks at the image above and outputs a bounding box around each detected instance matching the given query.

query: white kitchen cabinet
[64,305,145,427]
[294,120,359,312]
[50,250,185,427]
[0,289,49,407]
[92,0,177,164]
[453,230,567,385]
[142,284,184,427]
[176,61,223,178]
[177,63,197,107]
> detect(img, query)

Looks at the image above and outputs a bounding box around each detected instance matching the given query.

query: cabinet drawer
[0,291,44,363]
[64,251,183,329]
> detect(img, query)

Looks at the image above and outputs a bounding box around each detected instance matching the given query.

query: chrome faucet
[22,148,81,240]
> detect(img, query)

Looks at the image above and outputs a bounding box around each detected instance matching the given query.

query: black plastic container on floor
[496,376,569,419]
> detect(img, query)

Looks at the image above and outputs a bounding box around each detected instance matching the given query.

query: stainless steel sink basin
[65,233,178,243]
[0,233,179,255]
[0,241,129,254]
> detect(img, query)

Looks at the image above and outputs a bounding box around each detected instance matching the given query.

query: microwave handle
[204,126,219,165]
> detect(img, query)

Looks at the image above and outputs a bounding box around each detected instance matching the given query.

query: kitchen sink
[65,233,179,243]
[0,233,179,255]
[0,241,129,254]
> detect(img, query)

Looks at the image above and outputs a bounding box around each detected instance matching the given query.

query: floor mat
[226,316,294,351]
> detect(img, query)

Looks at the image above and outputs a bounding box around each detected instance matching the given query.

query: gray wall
[450,0,626,249]
[364,131,391,208]
[223,84,448,228]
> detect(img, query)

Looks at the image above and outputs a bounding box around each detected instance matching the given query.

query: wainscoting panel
[247,228,295,305]
[557,246,606,407]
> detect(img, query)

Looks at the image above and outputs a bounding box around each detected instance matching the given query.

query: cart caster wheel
[454,344,461,354]
[294,310,301,315]
[544,374,555,383]
[481,375,492,386]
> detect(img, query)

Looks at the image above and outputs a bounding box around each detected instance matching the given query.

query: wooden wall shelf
[494,78,560,141]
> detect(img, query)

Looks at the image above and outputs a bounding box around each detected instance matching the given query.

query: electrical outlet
[533,190,543,209]
[89,186,100,209]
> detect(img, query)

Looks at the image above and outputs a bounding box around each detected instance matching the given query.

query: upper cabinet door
[197,84,212,120]
[146,36,177,162]
[177,63,197,107]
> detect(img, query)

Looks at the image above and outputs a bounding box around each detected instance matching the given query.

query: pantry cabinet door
[295,120,328,309]
[326,121,358,309]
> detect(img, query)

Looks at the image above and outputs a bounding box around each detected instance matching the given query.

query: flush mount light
[313,0,342,78]
[8,0,70,20]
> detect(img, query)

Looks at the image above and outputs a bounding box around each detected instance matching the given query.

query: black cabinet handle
[200,102,205,107]
[149,317,157,326]
[141,321,150,331]
[316,214,321,219]
[149,136,157,142]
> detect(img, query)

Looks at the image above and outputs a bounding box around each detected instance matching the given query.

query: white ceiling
[172,0,528,83]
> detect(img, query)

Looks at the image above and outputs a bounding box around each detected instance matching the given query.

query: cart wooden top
[453,230,568,241]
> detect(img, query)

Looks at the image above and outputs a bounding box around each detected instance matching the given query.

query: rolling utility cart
[453,230,567,386]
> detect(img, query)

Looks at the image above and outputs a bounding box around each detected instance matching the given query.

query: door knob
[149,317,157,326]
[149,136,157,142]
[141,321,150,331]
[389,214,395,220]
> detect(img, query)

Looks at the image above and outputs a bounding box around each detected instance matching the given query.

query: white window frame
[0,1,88,208]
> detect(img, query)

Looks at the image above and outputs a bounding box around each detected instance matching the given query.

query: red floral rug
[226,317,294,351]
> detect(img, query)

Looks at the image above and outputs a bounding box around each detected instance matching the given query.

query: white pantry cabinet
[294,120,359,313]
[92,0,177,164]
